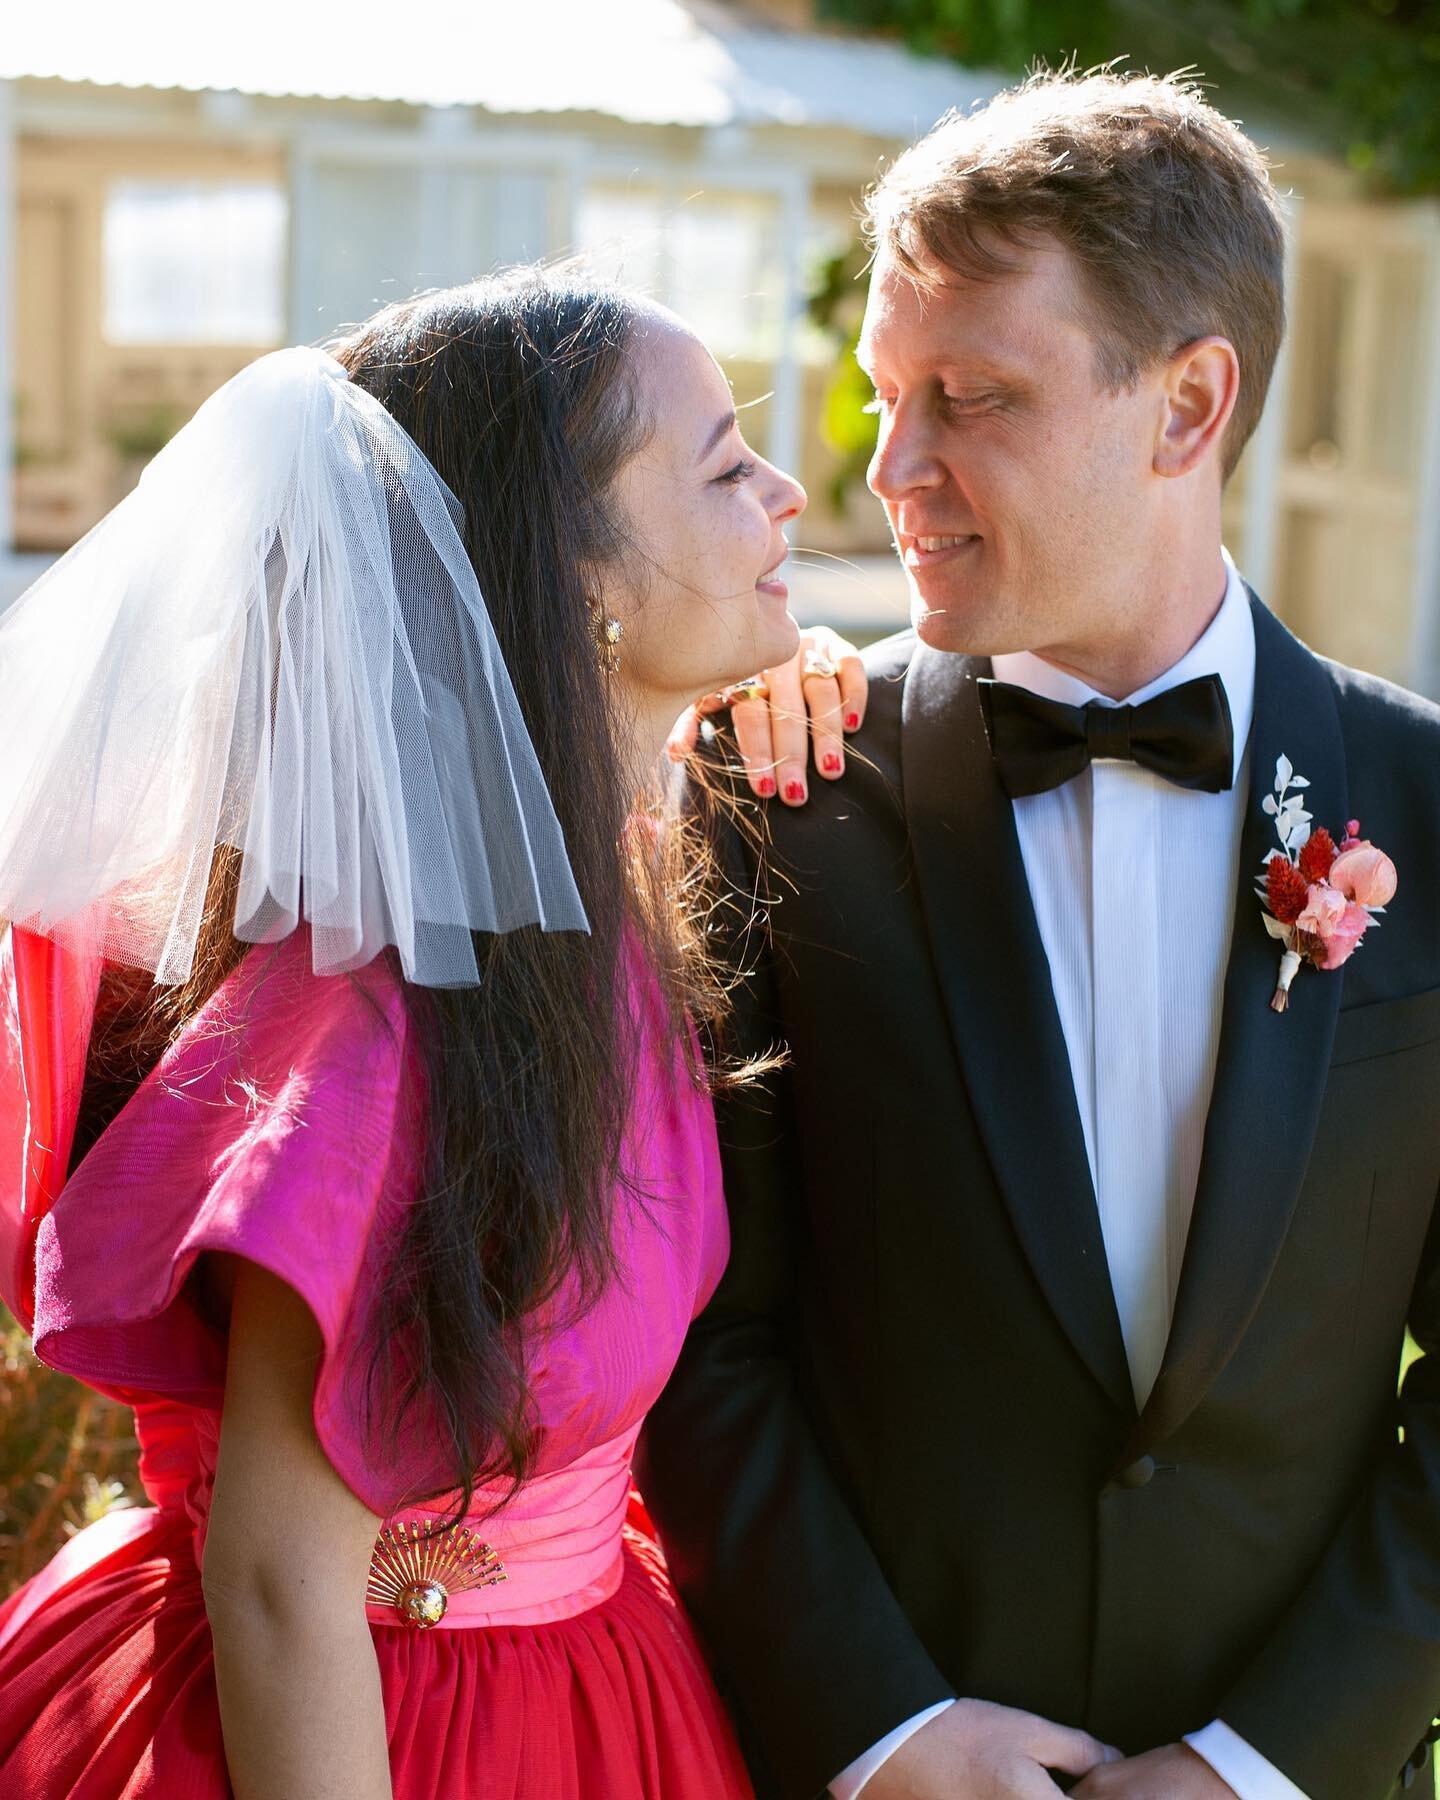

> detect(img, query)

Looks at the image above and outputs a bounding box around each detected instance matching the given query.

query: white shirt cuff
[1184,1719,1312,1799]
[829,1700,956,1798]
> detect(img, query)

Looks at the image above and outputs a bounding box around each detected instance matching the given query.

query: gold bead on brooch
[366,1520,506,1628]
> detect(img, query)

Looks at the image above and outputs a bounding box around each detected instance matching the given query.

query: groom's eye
[860,394,895,416]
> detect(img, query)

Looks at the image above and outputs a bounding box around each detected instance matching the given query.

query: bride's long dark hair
[76,269,764,1520]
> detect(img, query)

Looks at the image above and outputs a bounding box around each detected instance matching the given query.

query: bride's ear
[1152,336,1240,480]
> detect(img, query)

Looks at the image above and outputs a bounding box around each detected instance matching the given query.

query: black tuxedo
[637,598,1440,1800]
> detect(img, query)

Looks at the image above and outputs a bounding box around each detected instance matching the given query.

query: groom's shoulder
[859,627,988,722]
[861,626,919,683]
[1317,651,1440,826]
[1321,652,1440,752]
[856,627,918,731]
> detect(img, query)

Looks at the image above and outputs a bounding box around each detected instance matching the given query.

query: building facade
[2,1,1438,692]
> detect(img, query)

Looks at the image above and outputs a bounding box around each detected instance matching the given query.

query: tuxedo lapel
[901,642,1135,1417]
[1121,599,1348,1462]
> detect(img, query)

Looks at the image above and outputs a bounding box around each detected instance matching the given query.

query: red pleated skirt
[0,1505,754,1799]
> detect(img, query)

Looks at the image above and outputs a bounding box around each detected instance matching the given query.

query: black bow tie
[976,672,1235,799]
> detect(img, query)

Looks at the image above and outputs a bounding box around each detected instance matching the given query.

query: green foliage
[808,242,881,508]
[0,1303,143,1598]
[818,0,1440,196]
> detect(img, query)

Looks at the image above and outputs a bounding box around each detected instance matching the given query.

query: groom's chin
[912,598,986,656]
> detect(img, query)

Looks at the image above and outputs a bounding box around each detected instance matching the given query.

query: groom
[639,70,1440,1800]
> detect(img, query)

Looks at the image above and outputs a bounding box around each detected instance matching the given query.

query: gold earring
[585,596,622,673]
[600,616,622,673]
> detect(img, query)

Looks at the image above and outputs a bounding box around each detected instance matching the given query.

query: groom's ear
[1152,336,1240,481]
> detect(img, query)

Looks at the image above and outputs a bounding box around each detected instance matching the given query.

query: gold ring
[801,653,842,683]
[726,678,770,705]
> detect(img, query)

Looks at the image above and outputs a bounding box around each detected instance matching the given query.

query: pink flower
[1329,842,1398,909]
[1295,882,1372,970]
[1318,901,1372,969]
[1296,882,1348,941]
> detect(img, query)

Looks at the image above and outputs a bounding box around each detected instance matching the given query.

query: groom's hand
[1070,1744,1237,1798]
[863,1698,1120,1799]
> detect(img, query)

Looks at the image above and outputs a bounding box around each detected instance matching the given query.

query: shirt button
[1114,1455,1157,1489]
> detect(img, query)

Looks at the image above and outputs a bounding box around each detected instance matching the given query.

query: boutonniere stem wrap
[1256,756,1397,1012]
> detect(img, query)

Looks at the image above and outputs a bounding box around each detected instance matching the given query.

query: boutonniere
[1256,755,1398,1012]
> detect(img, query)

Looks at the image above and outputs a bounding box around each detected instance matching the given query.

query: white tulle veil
[0,347,589,986]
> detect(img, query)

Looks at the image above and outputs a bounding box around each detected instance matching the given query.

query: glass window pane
[306,163,426,333]
[575,188,666,296]
[103,182,287,345]
[305,162,555,334]
[669,195,781,360]
[576,185,783,359]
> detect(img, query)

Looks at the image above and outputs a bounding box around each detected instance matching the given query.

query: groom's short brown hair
[863,69,1286,478]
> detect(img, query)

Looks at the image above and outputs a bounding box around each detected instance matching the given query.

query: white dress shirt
[831,554,1309,1800]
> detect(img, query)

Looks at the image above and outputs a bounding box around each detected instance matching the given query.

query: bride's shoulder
[189,930,412,1076]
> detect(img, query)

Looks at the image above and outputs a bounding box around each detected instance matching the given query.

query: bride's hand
[667,625,868,804]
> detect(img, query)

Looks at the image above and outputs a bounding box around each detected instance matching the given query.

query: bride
[0,268,864,1800]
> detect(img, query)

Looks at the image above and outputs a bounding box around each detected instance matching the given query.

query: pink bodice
[22,931,729,1627]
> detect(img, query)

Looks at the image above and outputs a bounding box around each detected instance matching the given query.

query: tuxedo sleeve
[635,835,954,1800]
[1217,1179,1440,1799]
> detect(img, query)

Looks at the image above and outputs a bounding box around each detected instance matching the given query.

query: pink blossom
[1329,842,1398,909]
[1295,882,1372,970]
[1296,882,1348,941]
[1318,901,1372,970]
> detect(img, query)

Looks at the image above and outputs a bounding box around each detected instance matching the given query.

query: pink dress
[0,927,752,1800]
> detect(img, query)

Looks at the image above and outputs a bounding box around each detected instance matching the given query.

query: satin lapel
[901,643,1135,1416]
[1120,599,1348,1463]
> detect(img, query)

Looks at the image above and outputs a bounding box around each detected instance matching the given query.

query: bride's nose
[768,466,807,523]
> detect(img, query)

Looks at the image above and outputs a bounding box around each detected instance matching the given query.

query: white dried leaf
[1275,754,1293,792]
[1261,913,1293,940]
[1263,794,1280,816]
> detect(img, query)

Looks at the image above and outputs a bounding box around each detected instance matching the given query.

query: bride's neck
[610,676,685,804]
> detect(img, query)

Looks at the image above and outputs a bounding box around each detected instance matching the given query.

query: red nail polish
[822,753,842,774]
[757,776,777,797]
[784,780,806,803]
[845,712,860,731]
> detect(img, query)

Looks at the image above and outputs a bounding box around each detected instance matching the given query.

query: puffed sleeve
[28,930,437,1516]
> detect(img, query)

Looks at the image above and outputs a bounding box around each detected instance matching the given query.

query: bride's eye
[860,394,895,416]
[716,458,757,486]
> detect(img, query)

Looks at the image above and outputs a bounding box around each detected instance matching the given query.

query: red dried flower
[1299,827,1338,886]
[1266,855,1309,925]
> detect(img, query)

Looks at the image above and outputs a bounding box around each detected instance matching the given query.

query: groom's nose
[867,405,946,501]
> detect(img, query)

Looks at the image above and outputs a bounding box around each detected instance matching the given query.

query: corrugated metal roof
[0,0,997,139]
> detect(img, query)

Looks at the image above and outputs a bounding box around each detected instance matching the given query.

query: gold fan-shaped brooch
[366,1520,507,1628]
